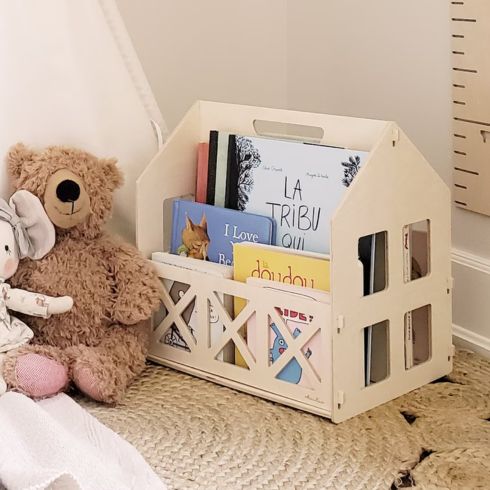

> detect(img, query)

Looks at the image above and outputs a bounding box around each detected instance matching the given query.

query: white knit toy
[0,190,73,394]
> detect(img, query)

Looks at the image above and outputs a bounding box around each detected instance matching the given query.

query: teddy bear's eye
[4,245,10,254]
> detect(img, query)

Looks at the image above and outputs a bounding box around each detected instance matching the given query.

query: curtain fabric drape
[0,0,166,242]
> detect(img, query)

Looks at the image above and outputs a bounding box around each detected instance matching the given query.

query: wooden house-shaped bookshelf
[136,101,453,423]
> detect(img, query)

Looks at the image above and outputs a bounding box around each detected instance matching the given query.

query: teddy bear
[1,143,162,403]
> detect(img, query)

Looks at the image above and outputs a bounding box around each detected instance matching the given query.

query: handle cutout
[481,130,490,143]
[253,119,324,142]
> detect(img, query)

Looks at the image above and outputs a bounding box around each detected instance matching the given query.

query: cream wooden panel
[331,126,453,422]
[149,261,333,417]
[451,0,490,215]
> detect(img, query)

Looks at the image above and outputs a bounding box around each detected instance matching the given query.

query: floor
[78,349,490,489]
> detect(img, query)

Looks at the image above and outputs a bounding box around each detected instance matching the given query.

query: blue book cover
[170,199,275,265]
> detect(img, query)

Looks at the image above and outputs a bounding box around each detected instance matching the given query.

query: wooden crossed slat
[208,291,256,369]
[267,306,322,390]
[155,284,197,351]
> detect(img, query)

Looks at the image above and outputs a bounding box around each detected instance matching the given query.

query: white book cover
[228,136,369,254]
[151,252,234,361]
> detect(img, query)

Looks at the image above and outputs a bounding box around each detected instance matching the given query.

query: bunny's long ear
[10,190,55,259]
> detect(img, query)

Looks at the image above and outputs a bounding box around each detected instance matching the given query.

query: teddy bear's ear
[7,143,36,183]
[100,158,124,191]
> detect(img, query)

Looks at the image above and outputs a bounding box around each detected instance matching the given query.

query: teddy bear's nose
[56,179,81,203]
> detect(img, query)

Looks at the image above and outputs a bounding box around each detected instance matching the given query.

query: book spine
[225,135,239,209]
[214,132,230,207]
[206,130,219,205]
[195,142,209,204]
[170,200,181,255]
[402,225,413,369]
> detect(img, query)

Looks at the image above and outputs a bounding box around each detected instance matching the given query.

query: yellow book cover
[233,242,331,367]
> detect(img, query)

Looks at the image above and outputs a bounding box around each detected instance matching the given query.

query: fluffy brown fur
[2,143,161,403]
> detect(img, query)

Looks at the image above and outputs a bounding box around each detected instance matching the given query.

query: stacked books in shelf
[155,129,368,387]
[154,129,429,387]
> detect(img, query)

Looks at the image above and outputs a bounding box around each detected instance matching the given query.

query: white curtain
[0,0,166,242]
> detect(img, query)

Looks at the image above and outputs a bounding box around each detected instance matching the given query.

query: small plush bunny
[0,190,73,394]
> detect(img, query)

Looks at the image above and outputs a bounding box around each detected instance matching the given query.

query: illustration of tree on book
[270,323,312,385]
[341,155,362,187]
[176,213,210,260]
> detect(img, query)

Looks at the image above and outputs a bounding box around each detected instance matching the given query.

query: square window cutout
[365,320,390,386]
[358,231,388,297]
[405,304,431,369]
[403,220,430,282]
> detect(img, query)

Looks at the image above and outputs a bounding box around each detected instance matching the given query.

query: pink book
[195,142,209,203]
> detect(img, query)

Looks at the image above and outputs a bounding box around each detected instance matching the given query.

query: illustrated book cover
[246,277,330,390]
[151,252,234,361]
[225,134,369,254]
[233,242,330,367]
[170,199,275,266]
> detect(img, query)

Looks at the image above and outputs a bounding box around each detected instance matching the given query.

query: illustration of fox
[177,213,210,260]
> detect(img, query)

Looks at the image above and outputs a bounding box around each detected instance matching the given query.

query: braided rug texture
[77,349,490,489]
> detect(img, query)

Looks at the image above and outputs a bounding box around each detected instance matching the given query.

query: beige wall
[117,0,490,350]
[118,0,454,184]
[286,0,452,183]
[116,0,288,131]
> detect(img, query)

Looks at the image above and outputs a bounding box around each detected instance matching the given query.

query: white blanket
[0,392,166,490]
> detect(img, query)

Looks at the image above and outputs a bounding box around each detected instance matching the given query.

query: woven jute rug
[78,350,490,489]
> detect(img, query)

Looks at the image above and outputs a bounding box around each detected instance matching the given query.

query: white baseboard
[452,323,490,359]
[451,248,490,359]
[452,248,490,275]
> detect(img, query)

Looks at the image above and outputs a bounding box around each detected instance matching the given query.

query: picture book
[214,131,231,207]
[411,229,430,365]
[151,252,234,361]
[206,131,218,205]
[170,199,275,266]
[225,134,369,254]
[402,224,414,369]
[246,277,330,390]
[358,231,387,386]
[233,242,330,367]
[195,142,209,203]
[403,227,431,368]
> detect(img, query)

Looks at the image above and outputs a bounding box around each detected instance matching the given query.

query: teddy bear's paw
[15,353,69,398]
[72,361,127,404]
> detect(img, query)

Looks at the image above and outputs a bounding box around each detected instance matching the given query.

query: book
[151,252,234,361]
[195,142,209,203]
[225,134,369,254]
[358,231,388,385]
[214,132,230,207]
[233,242,330,367]
[206,131,219,205]
[402,225,413,369]
[358,234,376,386]
[170,199,275,265]
[246,277,330,389]
[409,228,431,365]
[369,232,389,384]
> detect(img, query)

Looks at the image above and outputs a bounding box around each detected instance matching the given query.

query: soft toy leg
[2,345,71,398]
[72,322,149,403]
